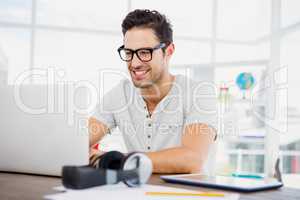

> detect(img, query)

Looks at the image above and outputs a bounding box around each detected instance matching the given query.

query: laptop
[0,84,91,176]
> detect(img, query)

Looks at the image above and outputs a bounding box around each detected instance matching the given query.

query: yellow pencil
[145,191,225,197]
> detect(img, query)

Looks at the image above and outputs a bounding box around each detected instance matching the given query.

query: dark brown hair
[122,9,173,46]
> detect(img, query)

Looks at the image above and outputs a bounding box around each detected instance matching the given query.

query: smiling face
[123,27,173,88]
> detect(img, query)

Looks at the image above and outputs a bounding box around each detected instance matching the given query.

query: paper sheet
[45,183,239,200]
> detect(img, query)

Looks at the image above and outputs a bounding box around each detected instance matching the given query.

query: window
[36,0,127,31]
[34,30,124,84]
[131,0,212,38]
[171,40,211,65]
[0,28,30,83]
[216,42,269,62]
[217,0,270,41]
[0,0,31,24]
[281,0,300,28]
[280,30,300,175]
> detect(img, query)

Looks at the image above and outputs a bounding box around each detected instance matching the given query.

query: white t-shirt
[93,75,218,152]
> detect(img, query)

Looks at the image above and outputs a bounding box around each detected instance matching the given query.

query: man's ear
[166,43,175,57]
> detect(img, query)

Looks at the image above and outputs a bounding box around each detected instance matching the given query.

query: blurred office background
[0,0,300,187]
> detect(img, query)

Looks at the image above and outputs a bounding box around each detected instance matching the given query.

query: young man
[89,9,217,174]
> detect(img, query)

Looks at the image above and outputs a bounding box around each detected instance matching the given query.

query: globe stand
[242,90,246,100]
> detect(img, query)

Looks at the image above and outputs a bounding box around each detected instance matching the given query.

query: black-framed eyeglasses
[117,43,166,62]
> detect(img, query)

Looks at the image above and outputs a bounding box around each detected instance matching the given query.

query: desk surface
[1,172,300,200]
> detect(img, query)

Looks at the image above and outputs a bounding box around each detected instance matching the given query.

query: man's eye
[139,50,150,55]
[125,50,132,56]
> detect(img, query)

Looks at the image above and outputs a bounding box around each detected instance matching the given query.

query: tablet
[161,174,283,192]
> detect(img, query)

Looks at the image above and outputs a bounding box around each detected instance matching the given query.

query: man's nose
[130,53,143,68]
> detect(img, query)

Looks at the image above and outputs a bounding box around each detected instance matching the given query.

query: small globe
[236,72,255,91]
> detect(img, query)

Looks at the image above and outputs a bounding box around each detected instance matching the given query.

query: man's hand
[88,117,109,167]
[89,117,109,147]
[89,148,106,167]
